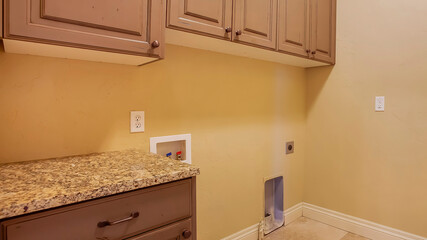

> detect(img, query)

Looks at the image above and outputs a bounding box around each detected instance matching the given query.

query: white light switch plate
[130,111,144,133]
[375,96,385,112]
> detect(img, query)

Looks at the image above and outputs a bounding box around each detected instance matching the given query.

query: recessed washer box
[264,175,284,235]
[150,134,191,164]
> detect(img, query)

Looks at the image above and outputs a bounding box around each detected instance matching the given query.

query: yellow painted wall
[3,0,426,237]
[0,44,306,239]
[305,0,427,237]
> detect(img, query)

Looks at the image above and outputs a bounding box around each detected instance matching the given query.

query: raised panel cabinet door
[232,0,278,49]
[309,0,336,63]
[4,0,164,58]
[167,0,233,40]
[278,0,310,57]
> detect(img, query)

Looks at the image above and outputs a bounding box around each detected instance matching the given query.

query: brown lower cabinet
[128,219,194,240]
[0,178,196,240]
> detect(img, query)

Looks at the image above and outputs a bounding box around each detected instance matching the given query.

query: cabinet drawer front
[4,179,192,240]
[4,0,164,57]
[167,0,232,40]
[127,219,193,240]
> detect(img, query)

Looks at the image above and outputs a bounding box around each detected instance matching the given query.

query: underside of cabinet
[2,39,160,66]
[165,28,328,68]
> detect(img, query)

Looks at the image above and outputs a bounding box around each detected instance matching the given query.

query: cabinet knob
[225,27,232,33]
[151,40,160,48]
[306,49,310,54]
[311,51,316,55]
[182,230,192,239]
[235,30,242,36]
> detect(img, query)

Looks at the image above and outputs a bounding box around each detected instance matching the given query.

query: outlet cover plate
[286,141,294,154]
[130,111,144,133]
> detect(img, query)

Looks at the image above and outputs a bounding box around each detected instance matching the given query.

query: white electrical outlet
[130,111,144,133]
[375,96,385,112]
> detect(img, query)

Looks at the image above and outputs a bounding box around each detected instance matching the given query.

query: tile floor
[265,217,370,240]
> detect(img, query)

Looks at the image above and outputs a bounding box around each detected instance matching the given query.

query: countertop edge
[0,168,200,220]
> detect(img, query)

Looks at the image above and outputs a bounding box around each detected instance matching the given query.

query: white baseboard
[221,202,426,240]
[221,203,303,240]
[284,202,304,225]
[303,203,427,240]
[220,223,259,240]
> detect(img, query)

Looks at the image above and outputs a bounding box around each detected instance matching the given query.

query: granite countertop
[0,149,200,220]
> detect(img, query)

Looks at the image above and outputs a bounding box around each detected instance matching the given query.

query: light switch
[375,96,385,112]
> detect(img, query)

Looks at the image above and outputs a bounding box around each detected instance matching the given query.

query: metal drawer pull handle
[97,212,140,228]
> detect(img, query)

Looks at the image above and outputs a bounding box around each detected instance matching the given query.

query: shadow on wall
[306,65,333,115]
[0,43,141,162]
[0,44,307,164]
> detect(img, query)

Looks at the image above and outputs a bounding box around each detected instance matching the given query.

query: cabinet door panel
[233,0,278,49]
[5,0,164,57]
[42,0,145,35]
[278,0,309,57]
[310,0,336,63]
[167,0,233,39]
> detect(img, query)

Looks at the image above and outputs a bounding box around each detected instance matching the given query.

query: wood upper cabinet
[232,0,278,49]
[309,0,336,63]
[167,0,233,40]
[166,0,336,65]
[4,0,165,58]
[278,0,336,63]
[278,0,310,57]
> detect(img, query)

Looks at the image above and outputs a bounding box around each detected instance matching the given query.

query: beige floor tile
[340,233,371,240]
[265,217,348,240]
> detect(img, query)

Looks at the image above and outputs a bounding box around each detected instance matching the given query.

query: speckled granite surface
[0,149,199,220]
